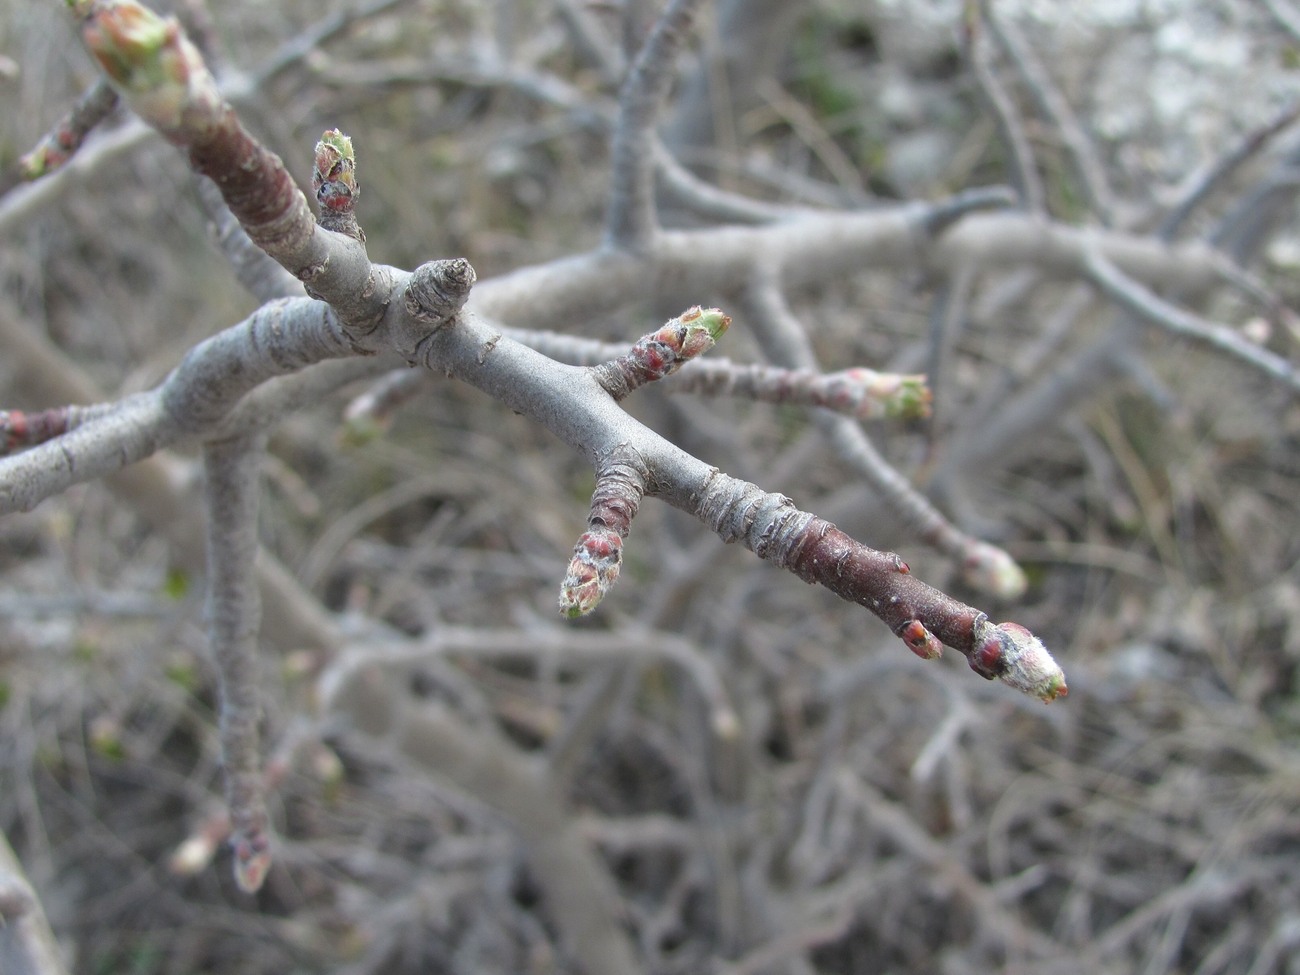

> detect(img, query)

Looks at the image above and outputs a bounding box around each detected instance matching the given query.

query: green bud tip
[680,306,731,341]
[313,129,359,209]
[82,1,174,89]
[20,148,57,181]
[894,376,933,419]
[317,128,354,161]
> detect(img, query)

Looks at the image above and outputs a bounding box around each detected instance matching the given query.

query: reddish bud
[559,529,623,617]
[968,635,1004,680]
[232,832,271,893]
[313,129,361,236]
[898,619,943,660]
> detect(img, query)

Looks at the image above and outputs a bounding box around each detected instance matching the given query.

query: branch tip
[961,541,1028,599]
[560,451,645,616]
[19,80,119,181]
[77,0,215,135]
[650,305,730,362]
[313,128,363,239]
[82,0,170,80]
[559,528,623,618]
[970,620,1068,703]
[826,368,933,420]
[313,129,358,208]
[232,831,272,893]
[594,305,731,398]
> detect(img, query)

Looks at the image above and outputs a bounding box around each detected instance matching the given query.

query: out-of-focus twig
[201,433,272,892]
[1160,100,1300,241]
[553,0,625,83]
[0,0,411,232]
[983,5,1116,222]
[0,832,68,975]
[962,1,1045,213]
[17,79,118,183]
[742,269,1028,599]
[1261,0,1300,43]
[1083,247,1300,395]
[322,675,646,975]
[605,0,706,248]
[924,262,977,449]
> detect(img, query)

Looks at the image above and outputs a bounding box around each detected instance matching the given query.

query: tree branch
[963,1,1045,214]
[202,433,272,892]
[0,832,67,975]
[741,271,1027,597]
[1083,247,1300,396]
[17,79,118,182]
[605,0,706,249]
[322,669,645,975]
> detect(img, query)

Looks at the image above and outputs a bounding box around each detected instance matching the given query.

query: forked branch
[36,0,1068,703]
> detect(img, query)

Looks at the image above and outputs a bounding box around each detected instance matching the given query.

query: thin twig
[553,0,626,83]
[654,139,802,223]
[605,0,706,248]
[318,623,739,750]
[983,5,1116,222]
[0,403,115,457]
[17,79,119,182]
[1083,247,1300,396]
[246,0,416,89]
[962,1,1045,213]
[754,77,865,194]
[343,330,931,430]
[1261,0,1300,43]
[742,271,1028,599]
[0,832,68,975]
[1160,100,1300,241]
[924,262,977,450]
[0,307,340,652]
[194,178,303,304]
[201,433,272,892]
[322,674,646,975]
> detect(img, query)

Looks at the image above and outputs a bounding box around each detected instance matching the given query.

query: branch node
[296,257,330,289]
[401,258,478,364]
[404,258,477,324]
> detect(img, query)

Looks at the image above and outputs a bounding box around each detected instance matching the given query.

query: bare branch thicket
[2,1,1300,974]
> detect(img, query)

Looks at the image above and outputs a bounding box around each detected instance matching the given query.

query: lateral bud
[313,129,364,240]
